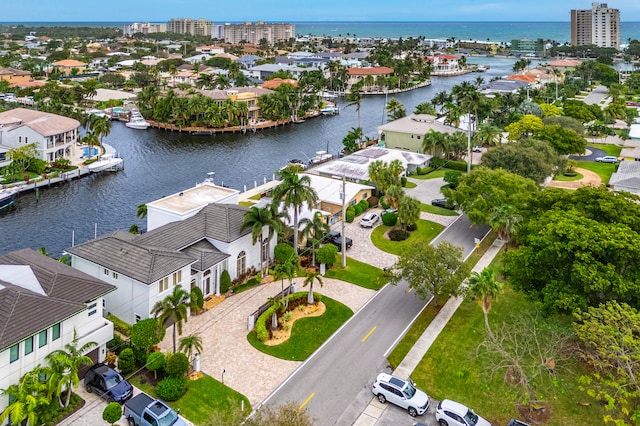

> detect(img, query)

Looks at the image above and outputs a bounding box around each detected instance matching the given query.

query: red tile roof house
[346,66,394,93]
[48,59,88,76]
[0,249,116,415]
[0,108,81,163]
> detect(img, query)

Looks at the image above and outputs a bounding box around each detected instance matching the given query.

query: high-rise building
[571,3,620,48]
[123,22,167,36]
[222,21,295,44]
[167,18,213,37]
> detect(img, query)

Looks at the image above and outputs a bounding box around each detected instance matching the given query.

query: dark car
[85,363,133,403]
[324,230,353,251]
[431,198,454,210]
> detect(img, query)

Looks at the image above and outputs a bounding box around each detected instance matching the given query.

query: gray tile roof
[0,249,116,351]
[182,240,229,271]
[67,203,250,283]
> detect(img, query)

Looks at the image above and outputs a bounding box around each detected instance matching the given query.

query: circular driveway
[569,146,606,162]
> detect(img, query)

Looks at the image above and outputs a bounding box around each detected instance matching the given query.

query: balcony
[76,318,114,348]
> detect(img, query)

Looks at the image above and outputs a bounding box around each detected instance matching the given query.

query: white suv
[435,399,491,426]
[360,212,379,228]
[371,373,430,417]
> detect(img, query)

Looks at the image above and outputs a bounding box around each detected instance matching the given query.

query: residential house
[195,45,224,55]
[609,160,640,194]
[0,249,116,414]
[377,114,458,152]
[49,59,87,76]
[427,55,462,75]
[0,67,32,85]
[302,174,374,225]
[246,63,315,81]
[67,182,276,324]
[238,54,263,69]
[479,79,530,96]
[346,66,394,92]
[0,108,80,163]
[192,87,274,121]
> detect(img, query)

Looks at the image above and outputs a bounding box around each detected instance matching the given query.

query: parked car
[84,363,133,403]
[360,212,379,228]
[473,146,483,152]
[435,399,491,426]
[595,155,619,163]
[324,230,353,250]
[123,393,187,426]
[431,198,454,210]
[371,373,430,417]
[383,207,398,215]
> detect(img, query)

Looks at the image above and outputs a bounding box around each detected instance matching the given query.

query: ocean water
[1,20,639,44]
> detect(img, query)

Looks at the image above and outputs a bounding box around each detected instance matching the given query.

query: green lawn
[371,219,445,255]
[411,286,606,426]
[324,256,388,290]
[247,296,353,361]
[553,172,583,182]
[575,161,617,184]
[411,169,449,179]
[420,202,459,216]
[130,374,250,425]
[588,143,622,157]
[404,180,417,188]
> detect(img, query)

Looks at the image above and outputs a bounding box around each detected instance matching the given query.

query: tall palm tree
[300,211,330,267]
[345,81,364,130]
[385,98,406,122]
[136,203,147,219]
[384,185,405,210]
[303,270,323,304]
[467,267,502,339]
[89,115,112,146]
[0,367,50,426]
[488,204,522,247]
[273,170,318,251]
[178,333,203,361]
[414,102,436,116]
[267,296,285,330]
[474,123,502,147]
[241,206,279,276]
[45,330,96,408]
[273,255,297,308]
[151,286,191,353]
[387,159,404,186]
[398,196,420,231]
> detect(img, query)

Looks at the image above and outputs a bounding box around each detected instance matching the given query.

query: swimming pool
[81,147,99,158]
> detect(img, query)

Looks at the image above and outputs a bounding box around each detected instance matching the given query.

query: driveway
[547,167,602,189]
[582,85,609,106]
[569,146,606,161]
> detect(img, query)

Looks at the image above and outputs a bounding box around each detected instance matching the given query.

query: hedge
[346,206,356,223]
[107,314,132,336]
[353,204,363,216]
[445,160,469,172]
[220,270,231,293]
[358,199,369,212]
[381,212,398,226]
[255,292,323,342]
[367,196,379,208]
[156,376,188,401]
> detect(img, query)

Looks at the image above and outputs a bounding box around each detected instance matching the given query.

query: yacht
[86,153,124,173]
[0,187,18,210]
[125,111,150,130]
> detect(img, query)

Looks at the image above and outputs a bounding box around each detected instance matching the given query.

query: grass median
[371,219,444,255]
[324,256,388,290]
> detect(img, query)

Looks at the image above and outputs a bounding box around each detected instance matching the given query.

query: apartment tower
[571,3,620,48]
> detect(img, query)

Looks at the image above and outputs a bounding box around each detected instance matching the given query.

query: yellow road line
[298,393,315,411]
[361,326,377,343]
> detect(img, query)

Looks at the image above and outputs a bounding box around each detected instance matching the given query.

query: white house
[0,249,116,414]
[68,182,276,324]
[0,108,80,163]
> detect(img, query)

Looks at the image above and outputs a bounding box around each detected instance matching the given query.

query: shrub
[430,157,446,168]
[106,314,132,336]
[255,292,323,342]
[446,160,469,172]
[316,244,338,266]
[381,212,398,226]
[400,177,407,187]
[132,345,149,366]
[102,402,122,425]
[131,318,164,352]
[190,286,204,313]
[220,270,231,293]
[156,376,188,401]
[353,204,363,216]
[107,335,127,355]
[380,199,390,209]
[358,199,369,212]
[283,311,293,322]
[105,352,117,366]
[117,348,136,375]
[389,229,410,241]
[256,304,276,342]
[274,243,295,263]
[345,206,356,223]
[165,352,189,377]
[367,196,379,208]
[443,170,462,189]
[406,223,417,232]
[146,351,165,373]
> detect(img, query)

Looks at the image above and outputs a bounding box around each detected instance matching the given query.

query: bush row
[107,314,132,336]
[255,291,323,342]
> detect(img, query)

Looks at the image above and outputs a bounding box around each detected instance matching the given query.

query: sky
[2,0,640,22]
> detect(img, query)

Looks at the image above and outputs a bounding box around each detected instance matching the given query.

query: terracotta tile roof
[549,59,582,67]
[506,74,537,83]
[52,59,87,67]
[10,80,46,88]
[261,78,298,89]
[0,67,31,77]
[0,108,80,137]
[348,66,394,76]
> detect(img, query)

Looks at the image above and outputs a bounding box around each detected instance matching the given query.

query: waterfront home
[0,249,116,414]
[0,67,32,85]
[426,55,462,75]
[49,59,88,76]
[0,108,80,163]
[67,182,276,325]
[346,67,394,92]
[246,63,315,81]
[377,114,457,152]
[189,86,274,122]
[479,79,530,96]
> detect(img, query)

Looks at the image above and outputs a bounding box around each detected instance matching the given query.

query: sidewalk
[352,238,505,426]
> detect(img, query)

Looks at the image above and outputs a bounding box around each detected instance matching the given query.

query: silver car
[595,155,618,163]
[371,373,430,417]
[435,399,491,426]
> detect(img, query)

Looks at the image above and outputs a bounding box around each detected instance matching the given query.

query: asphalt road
[569,146,606,162]
[261,215,490,425]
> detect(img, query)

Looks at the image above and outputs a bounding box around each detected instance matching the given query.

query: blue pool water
[81,147,98,157]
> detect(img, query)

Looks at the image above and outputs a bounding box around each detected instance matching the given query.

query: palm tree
[300,211,330,267]
[136,203,147,219]
[488,204,522,247]
[273,255,297,307]
[474,123,502,147]
[89,115,112,146]
[385,98,406,122]
[345,81,363,130]
[467,267,502,339]
[178,333,203,361]
[414,102,436,116]
[397,196,421,231]
[267,296,285,330]
[45,330,96,408]
[387,159,404,186]
[303,270,323,304]
[0,367,50,426]
[384,185,405,210]
[241,206,279,276]
[273,170,319,251]
[151,286,191,353]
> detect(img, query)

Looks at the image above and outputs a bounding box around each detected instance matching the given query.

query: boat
[321,104,340,116]
[126,111,150,130]
[280,159,308,171]
[86,153,124,173]
[477,65,490,72]
[310,150,333,165]
[86,108,110,119]
[0,187,18,211]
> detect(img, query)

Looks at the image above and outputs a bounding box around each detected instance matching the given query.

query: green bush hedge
[220,270,231,293]
[346,206,356,223]
[117,348,136,375]
[106,314,132,336]
[316,244,338,266]
[381,212,398,226]
[446,160,469,172]
[353,204,363,216]
[156,376,188,401]
[389,229,410,241]
[401,177,407,187]
[165,352,189,377]
[255,292,323,342]
[274,243,295,263]
[358,199,369,212]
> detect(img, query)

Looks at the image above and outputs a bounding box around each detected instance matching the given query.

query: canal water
[1,57,520,257]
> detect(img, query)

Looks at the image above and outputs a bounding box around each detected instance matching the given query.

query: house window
[88,301,97,316]
[159,277,169,293]
[172,270,182,286]
[237,251,246,276]
[39,330,47,348]
[10,344,19,363]
[52,323,61,340]
[103,268,109,276]
[24,336,33,355]
[18,136,22,143]
[112,271,118,279]
[261,238,269,262]
[135,314,141,322]
[25,137,28,144]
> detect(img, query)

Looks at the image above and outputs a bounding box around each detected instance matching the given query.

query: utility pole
[341,174,346,268]
[467,114,472,173]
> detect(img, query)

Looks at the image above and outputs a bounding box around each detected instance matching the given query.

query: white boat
[0,187,18,210]
[321,105,340,116]
[310,150,333,165]
[126,117,150,130]
[477,65,490,72]
[87,153,124,173]
[87,108,109,119]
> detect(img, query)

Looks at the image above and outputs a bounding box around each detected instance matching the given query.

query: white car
[360,212,379,228]
[472,146,483,152]
[371,373,430,417]
[435,399,491,426]
[595,155,618,163]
